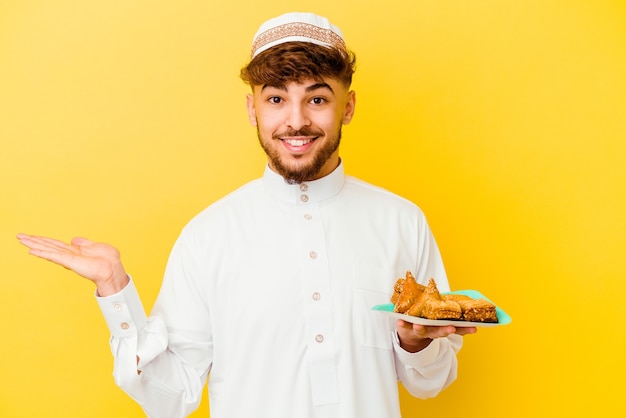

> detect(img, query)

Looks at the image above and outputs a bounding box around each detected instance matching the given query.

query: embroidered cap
[250,12,347,58]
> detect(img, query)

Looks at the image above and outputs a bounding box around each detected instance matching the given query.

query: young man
[17,12,476,418]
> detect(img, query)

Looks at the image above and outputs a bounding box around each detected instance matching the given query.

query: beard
[257,126,342,184]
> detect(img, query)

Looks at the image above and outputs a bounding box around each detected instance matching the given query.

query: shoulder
[343,175,424,214]
[184,178,263,230]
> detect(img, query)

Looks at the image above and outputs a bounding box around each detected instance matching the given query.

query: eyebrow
[261,82,335,95]
[307,82,334,94]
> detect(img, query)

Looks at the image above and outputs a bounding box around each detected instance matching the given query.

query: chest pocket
[353,264,394,350]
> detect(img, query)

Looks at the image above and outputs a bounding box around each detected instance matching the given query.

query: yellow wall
[1,1,624,416]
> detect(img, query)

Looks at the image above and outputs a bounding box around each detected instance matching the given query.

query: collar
[261,161,345,205]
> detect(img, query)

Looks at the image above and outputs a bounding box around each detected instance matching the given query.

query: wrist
[96,272,130,297]
[399,336,432,353]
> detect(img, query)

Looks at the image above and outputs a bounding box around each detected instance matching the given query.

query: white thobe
[97,162,462,418]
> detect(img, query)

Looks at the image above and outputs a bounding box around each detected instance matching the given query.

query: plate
[371,289,512,327]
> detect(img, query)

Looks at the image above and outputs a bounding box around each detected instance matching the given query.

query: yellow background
[1,1,625,417]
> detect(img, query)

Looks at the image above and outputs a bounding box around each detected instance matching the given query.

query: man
[17,12,476,418]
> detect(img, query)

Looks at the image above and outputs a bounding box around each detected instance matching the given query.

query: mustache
[272,128,324,140]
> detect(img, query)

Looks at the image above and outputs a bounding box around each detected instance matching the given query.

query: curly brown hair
[240,41,356,88]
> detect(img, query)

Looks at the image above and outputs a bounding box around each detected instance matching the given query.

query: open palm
[17,234,129,296]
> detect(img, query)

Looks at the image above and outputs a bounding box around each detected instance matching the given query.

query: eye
[310,97,327,105]
[268,96,283,104]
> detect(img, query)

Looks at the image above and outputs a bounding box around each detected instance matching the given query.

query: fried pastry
[390,277,405,305]
[442,294,471,302]
[393,271,425,313]
[406,290,428,316]
[422,278,442,300]
[408,278,454,318]
[421,299,462,320]
[456,298,498,323]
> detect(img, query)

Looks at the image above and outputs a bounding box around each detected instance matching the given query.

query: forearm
[96,272,130,297]
[399,336,432,353]
[110,332,207,418]
[393,333,462,399]
[96,278,210,417]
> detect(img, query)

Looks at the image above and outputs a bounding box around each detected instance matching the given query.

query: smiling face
[246,78,356,183]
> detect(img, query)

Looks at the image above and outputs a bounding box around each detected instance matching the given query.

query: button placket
[296,200,338,406]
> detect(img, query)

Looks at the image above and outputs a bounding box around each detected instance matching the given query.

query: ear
[342,90,356,125]
[246,93,257,127]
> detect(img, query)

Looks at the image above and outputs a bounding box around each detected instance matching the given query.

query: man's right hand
[16,233,129,296]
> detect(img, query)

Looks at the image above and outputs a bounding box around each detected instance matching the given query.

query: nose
[285,103,311,131]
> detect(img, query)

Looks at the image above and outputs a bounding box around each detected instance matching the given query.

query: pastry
[393,271,425,313]
[390,277,405,305]
[442,294,471,302]
[421,298,462,320]
[408,278,461,319]
[456,298,498,323]
[406,290,428,316]
[390,273,499,323]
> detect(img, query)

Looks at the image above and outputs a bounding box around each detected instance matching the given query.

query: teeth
[284,138,312,147]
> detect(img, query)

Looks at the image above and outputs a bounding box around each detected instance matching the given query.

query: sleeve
[392,331,462,398]
[390,208,462,398]
[95,231,213,418]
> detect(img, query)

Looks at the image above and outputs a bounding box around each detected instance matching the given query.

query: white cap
[250,12,346,58]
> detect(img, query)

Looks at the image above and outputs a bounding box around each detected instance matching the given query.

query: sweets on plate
[391,271,498,323]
